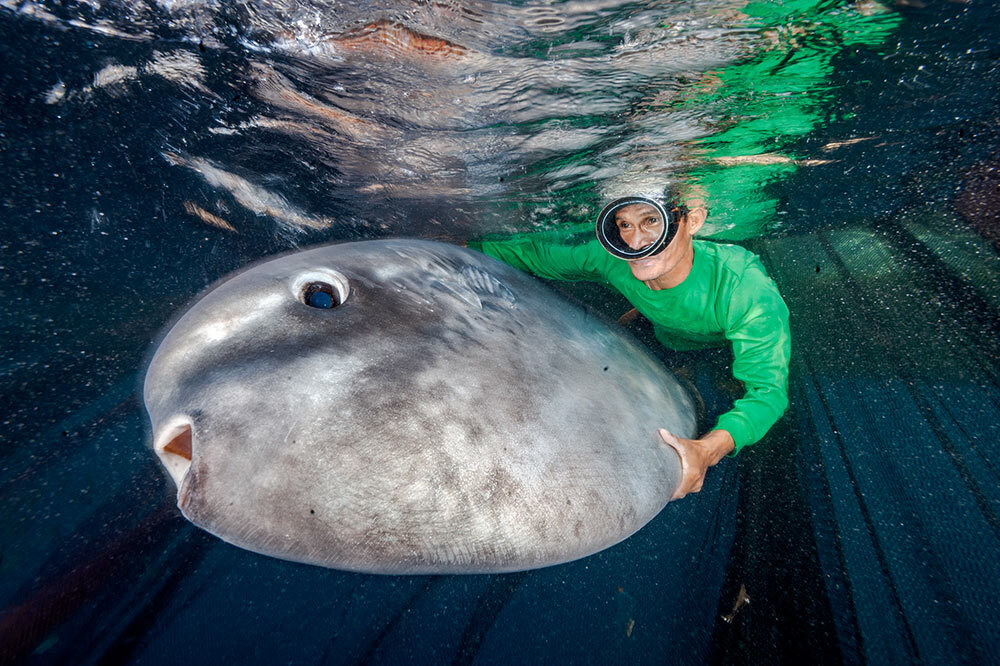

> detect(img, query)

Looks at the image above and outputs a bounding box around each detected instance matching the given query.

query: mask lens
[596,197,674,259]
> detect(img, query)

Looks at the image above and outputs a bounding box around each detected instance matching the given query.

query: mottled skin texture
[144,240,695,574]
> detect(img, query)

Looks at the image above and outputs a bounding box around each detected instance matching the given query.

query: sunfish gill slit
[155,417,194,487]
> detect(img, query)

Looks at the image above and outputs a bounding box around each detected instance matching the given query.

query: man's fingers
[659,429,686,467]
[658,428,679,446]
[660,429,691,501]
[659,429,687,467]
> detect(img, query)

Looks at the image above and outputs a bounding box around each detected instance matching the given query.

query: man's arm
[470,236,611,283]
[660,263,790,499]
[714,268,791,452]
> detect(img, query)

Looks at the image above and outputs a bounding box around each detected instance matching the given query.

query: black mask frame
[595,197,681,260]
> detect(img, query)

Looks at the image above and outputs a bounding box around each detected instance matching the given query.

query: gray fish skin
[143,239,694,574]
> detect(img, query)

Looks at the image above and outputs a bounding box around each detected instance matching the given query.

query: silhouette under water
[1,0,998,663]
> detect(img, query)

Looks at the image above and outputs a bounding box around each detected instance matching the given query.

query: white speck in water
[44,80,66,105]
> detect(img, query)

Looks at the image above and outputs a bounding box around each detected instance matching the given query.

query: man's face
[614,203,691,283]
[614,203,664,252]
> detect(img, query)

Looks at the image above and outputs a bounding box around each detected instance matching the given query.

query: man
[469,193,790,499]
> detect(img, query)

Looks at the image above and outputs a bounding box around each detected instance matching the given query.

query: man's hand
[658,428,735,500]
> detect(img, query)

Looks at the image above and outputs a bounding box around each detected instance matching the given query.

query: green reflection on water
[489,1,901,246]
[688,0,900,239]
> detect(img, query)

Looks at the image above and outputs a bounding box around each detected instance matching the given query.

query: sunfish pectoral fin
[154,417,194,488]
[427,265,517,312]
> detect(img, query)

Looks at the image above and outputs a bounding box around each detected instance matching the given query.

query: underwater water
[1,0,999,663]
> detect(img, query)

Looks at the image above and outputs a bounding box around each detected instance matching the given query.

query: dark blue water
[2,0,999,663]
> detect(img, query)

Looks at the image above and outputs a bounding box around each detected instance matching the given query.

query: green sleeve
[713,263,791,452]
[469,236,609,283]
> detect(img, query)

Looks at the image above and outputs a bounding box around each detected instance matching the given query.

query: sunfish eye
[291,269,350,310]
[302,282,340,309]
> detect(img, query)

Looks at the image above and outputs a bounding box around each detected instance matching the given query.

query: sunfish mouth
[154,416,194,489]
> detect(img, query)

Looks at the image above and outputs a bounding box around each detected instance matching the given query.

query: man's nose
[627,227,657,249]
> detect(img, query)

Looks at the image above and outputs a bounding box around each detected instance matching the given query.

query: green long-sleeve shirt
[470,236,790,452]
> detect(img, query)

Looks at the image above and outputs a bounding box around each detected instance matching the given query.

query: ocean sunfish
[143,239,694,574]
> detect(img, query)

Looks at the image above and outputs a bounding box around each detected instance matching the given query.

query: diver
[469,188,790,499]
